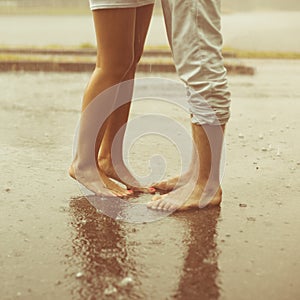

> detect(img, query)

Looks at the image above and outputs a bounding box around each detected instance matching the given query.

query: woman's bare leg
[69,8,138,197]
[98,4,155,193]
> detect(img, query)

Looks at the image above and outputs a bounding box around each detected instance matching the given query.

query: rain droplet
[119,277,134,287]
[276,149,281,157]
[75,272,84,279]
[104,286,117,296]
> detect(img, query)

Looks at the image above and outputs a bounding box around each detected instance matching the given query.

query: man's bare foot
[151,172,191,192]
[147,184,222,211]
[99,158,155,194]
[69,163,133,197]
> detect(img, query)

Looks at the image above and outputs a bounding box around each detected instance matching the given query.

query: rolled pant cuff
[188,90,231,126]
[190,113,230,126]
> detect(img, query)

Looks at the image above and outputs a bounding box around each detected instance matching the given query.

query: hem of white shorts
[90,1,154,10]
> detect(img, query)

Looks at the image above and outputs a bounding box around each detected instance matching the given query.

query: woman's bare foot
[147,184,222,211]
[69,162,133,197]
[99,158,155,194]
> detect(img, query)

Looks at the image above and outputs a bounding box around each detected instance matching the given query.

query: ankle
[99,155,126,168]
[197,179,221,189]
[98,156,120,174]
[98,155,111,164]
[71,158,98,173]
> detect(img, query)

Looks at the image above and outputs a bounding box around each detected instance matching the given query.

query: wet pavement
[0,59,300,299]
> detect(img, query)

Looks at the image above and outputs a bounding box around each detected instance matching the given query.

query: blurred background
[1,0,300,12]
[0,0,299,54]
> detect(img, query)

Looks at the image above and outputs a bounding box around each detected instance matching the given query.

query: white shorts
[89,0,155,10]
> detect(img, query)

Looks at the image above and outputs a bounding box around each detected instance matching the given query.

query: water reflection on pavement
[1,61,300,299]
[67,197,221,299]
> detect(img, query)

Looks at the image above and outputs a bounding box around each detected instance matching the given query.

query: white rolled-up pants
[161,0,231,125]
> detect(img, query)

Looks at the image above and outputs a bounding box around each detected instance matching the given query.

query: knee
[134,49,143,66]
[121,54,141,79]
[101,54,135,80]
[126,49,147,79]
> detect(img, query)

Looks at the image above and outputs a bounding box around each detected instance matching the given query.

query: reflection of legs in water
[148,0,230,210]
[148,124,224,211]
[69,5,154,196]
[68,198,133,298]
[98,5,155,194]
[174,209,221,299]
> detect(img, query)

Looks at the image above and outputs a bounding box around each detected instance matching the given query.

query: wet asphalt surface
[0,59,300,299]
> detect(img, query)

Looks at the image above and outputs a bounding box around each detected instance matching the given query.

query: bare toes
[129,186,155,194]
[147,199,162,209]
[152,194,162,201]
[163,202,175,211]
[149,198,172,211]
[157,200,167,210]
[109,186,131,198]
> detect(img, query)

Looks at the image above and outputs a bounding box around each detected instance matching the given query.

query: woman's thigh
[92,8,136,71]
[134,4,154,62]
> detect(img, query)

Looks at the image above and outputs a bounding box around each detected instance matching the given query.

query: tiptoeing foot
[69,162,133,198]
[99,158,155,194]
